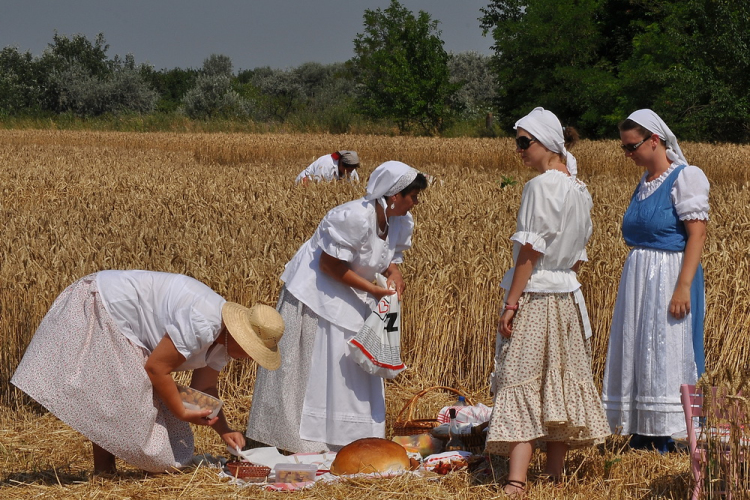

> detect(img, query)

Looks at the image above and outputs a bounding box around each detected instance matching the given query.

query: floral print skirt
[11,273,193,472]
[485,292,610,456]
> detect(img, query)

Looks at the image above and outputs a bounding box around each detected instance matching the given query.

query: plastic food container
[226,461,271,482]
[177,385,223,419]
[274,463,318,483]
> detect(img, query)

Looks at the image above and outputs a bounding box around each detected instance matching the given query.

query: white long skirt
[246,288,385,453]
[601,248,698,436]
[11,274,193,472]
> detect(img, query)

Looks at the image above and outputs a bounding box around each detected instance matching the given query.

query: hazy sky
[1,0,494,71]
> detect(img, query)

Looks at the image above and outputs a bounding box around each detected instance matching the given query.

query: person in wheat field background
[248,161,428,453]
[601,109,709,453]
[295,150,361,184]
[484,107,610,498]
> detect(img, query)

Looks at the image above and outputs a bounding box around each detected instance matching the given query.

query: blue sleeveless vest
[621,165,705,375]
[622,165,687,251]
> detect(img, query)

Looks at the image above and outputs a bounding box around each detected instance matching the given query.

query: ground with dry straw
[1,130,749,499]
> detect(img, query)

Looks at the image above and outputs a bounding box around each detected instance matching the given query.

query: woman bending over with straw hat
[601,110,709,453]
[12,270,284,474]
[485,107,610,498]
[247,161,428,453]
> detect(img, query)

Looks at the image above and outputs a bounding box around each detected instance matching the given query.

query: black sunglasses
[620,137,649,153]
[515,136,538,150]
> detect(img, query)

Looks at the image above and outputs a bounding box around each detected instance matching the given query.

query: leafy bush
[448,52,497,120]
[244,67,306,121]
[49,54,158,116]
[202,54,233,77]
[181,74,250,119]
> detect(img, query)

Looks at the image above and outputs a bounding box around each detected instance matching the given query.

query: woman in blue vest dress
[601,109,709,453]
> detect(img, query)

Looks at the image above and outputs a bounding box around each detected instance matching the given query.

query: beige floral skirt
[485,292,610,456]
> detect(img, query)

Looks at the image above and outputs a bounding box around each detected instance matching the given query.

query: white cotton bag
[347,274,406,379]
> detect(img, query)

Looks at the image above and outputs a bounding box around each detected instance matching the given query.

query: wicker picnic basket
[393,386,487,454]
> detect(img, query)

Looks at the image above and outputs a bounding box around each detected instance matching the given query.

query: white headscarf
[365,161,418,201]
[514,107,578,177]
[364,161,419,228]
[627,109,688,165]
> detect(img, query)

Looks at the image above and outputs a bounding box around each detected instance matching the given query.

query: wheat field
[1,130,749,499]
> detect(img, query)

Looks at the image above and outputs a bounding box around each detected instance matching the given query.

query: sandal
[502,479,526,498]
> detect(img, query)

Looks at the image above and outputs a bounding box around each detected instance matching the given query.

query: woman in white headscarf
[601,110,709,453]
[247,161,428,453]
[485,108,610,497]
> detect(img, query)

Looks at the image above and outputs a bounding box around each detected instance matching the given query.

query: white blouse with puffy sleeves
[634,163,710,221]
[281,198,413,333]
[500,170,593,294]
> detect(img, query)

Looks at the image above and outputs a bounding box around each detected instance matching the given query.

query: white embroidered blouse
[97,270,228,372]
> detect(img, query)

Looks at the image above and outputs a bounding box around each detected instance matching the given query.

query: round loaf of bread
[330,437,411,476]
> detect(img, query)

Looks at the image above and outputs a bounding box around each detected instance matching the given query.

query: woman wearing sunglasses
[601,109,709,453]
[485,107,610,497]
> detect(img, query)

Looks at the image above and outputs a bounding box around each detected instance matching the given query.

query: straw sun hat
[221,303,285,370]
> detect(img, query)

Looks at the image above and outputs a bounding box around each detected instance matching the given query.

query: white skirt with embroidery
[601,247,698,436]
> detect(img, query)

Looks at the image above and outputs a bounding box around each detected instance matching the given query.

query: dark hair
[618,118,651,138]
[563,126,579,151]
[618,118,666,146]
[399,172,428,196]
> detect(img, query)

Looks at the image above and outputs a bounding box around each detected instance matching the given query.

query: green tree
[181,74,249,119]
[236,62,357,131]
[352,0,458,135]
[31,33,157,116]
[106,54,159,114]
[42,32,110,77]
[242,66,306,121]
[202,54,233,77]
[480,0,622,137]
[0,47,41,115]
[294,62,358,133]
[141,66,199,113]
[448,52,497,120]
[480,0,750,141]
[178,54,247,119]
[36,32,111,112]
[616,0,750,142]
[47,54,157,116]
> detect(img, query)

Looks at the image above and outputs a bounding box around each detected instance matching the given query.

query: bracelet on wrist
[503,303,519,311]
